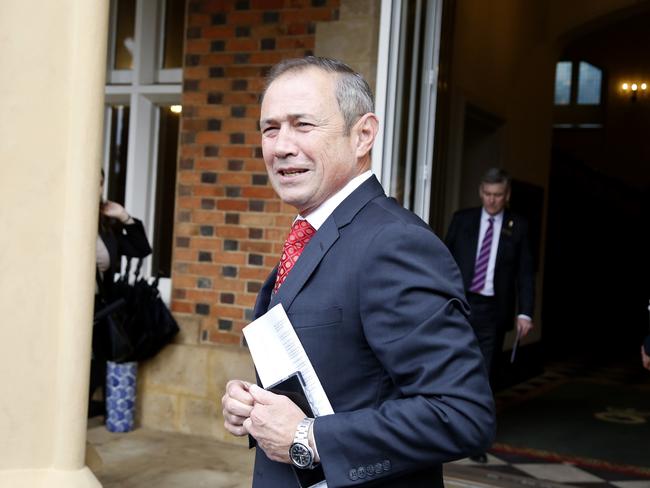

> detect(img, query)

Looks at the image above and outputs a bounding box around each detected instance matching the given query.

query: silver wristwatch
[289,417,315,469]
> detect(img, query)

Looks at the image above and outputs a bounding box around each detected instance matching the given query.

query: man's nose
[273,126,298,158]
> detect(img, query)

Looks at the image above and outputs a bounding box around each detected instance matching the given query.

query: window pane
[577,62,602,105]
[114,0,135,70]
[107,106,130,204]
[554,61,572,105]
[151,107,180,278]
[162,0,185,69]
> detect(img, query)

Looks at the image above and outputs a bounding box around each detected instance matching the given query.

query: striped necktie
[469,217,494,293]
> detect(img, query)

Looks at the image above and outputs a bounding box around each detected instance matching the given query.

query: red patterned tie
[274,219,316,293]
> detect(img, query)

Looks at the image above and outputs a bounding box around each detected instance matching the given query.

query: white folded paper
[242,304,334,417]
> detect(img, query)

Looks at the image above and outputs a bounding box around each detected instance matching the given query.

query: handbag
[126,259,180,361]
[93,259,179,362]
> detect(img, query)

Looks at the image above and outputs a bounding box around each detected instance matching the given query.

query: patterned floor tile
[512,463,605,483]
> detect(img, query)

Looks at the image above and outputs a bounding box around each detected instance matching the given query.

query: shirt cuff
[517,314,532,322]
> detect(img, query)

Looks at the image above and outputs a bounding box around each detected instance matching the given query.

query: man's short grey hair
[481,168,511,188]
[262,56,375,134]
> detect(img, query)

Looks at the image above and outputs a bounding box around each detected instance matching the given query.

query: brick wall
[173,0,341,345]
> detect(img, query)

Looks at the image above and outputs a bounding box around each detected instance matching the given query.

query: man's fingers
[226,380,254,404]
[248,384,277,404]
[223,395,254,418]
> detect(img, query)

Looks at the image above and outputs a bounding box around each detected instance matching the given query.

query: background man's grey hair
[481,168,511,189]
[262,56,374,134]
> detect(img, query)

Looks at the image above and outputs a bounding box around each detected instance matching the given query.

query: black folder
[268,372,326,488]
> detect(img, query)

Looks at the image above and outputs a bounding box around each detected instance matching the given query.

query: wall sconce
[621,82,647,101]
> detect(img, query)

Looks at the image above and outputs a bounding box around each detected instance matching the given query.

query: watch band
[290,417,315,469]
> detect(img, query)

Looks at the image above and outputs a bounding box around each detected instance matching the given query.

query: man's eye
[297,122,314,128]
[262,127,278,135]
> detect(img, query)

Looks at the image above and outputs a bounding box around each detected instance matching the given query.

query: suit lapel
[495,210,512,270]
[269,176,385,312]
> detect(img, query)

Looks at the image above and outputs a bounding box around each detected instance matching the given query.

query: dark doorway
[543,12,650,364]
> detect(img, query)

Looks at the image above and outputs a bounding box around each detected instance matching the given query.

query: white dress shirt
[296,170,373,229]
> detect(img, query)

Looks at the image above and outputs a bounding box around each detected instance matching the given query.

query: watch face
[290,443,313,468]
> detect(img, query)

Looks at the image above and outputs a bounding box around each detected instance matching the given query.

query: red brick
[185,39,212,53]
[226,39,258,52]
[228,11,263,23]
[209,331,240,345]
[216,200,248,211]
[239,267,272,280]
[225,66,266,78]
[215,226,249,239]
[218,173,251,185]
[281,8,335,23]
[196,132,230,144]
[202,26,236,38]
[172,302,194,314]
[251,0,283,8]
[222,92,259,105]
[194,186,224,197]
[220,146,255,158]
[214,305,244,319]
[240,241,273,253]
[278,36,314,50]
[241,186,276,198]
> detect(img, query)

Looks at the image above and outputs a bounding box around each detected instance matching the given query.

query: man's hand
[243,384,306,464]
[221,380,254,437]
[516,317,533,338]
[641,345,650,371]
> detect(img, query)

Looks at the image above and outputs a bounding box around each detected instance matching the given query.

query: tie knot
[286,219,316,245]
[488,217,494,225]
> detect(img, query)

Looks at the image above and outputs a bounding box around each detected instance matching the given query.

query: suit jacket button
[383,459,391,471]
[366,464,375,476]
[375,462,383,473]
[349,468,358,481]
[358,466,366,479]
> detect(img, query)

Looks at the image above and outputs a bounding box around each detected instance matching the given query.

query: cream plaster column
[0,1,109,486]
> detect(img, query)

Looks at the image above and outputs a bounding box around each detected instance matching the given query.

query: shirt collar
[297,170,373,230]
[481,207,504,223]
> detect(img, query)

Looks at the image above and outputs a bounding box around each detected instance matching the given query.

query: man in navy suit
[445,168,535,462]
[221,57,494,488]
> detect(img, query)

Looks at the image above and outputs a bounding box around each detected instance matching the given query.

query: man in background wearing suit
[445,168,535,463]
[221,57,495,488]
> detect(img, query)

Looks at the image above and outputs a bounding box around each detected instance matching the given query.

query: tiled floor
[452,359,650,488]
[454,452,650,488]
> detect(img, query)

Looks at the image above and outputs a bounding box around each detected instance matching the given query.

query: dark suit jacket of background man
[445,207,535,333]
[251,177,495,488]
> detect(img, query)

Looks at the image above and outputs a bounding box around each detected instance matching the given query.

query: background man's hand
[243,384,306,464]
[516,317,533,338]
[641,345,650,371]
[221,380,254,437]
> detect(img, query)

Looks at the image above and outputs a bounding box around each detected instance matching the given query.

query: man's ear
[353,113,379,159]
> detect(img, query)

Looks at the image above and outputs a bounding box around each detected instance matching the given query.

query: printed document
[242,303,334,417]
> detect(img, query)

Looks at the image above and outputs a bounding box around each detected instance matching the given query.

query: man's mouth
[278,168,308,176]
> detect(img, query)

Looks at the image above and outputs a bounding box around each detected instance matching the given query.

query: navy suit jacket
[251,177,495,487]
[445,207,535,331]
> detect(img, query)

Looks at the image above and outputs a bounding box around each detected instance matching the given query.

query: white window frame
[104,0,183,304]
[373,0,443,222]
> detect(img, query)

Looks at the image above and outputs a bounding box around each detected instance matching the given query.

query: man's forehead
[261,69,337,119]
[481,182,508,193]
